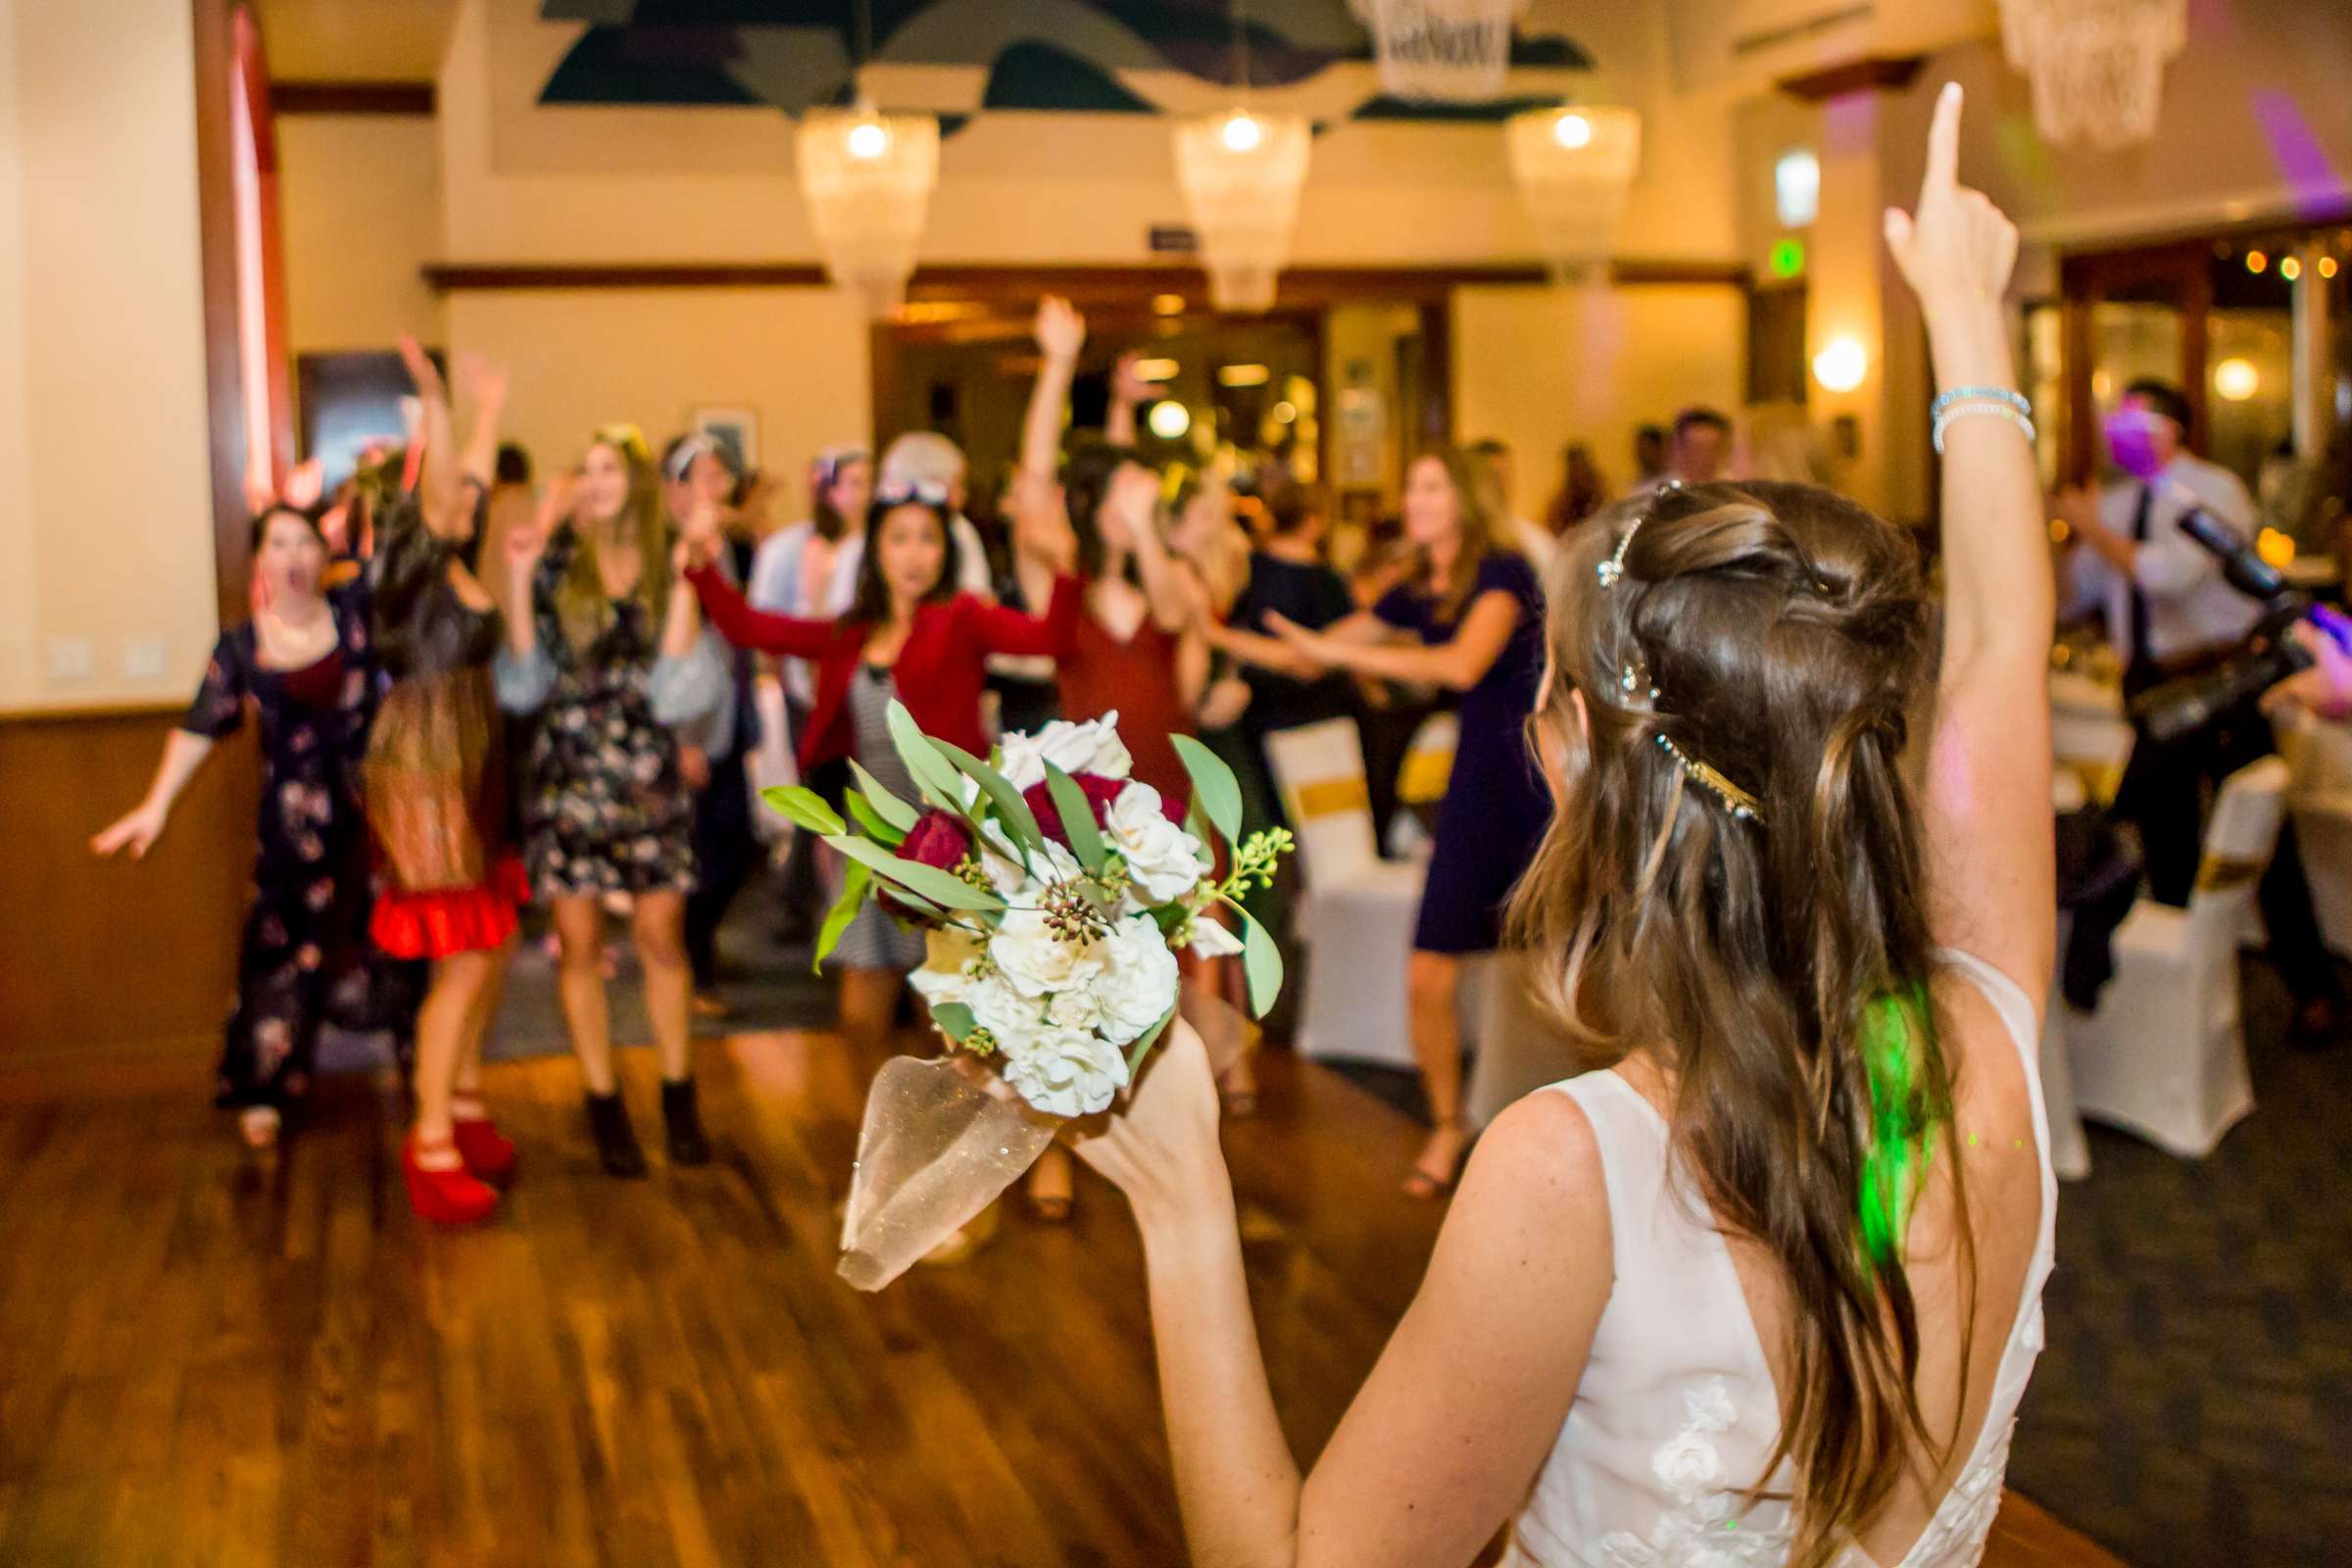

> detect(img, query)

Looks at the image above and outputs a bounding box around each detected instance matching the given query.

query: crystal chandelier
[1348,0,1527,104]
[795,104,939,317]
[1505,105,1642,285]
[1172,108,1311,313]
[1996,0,2185,150]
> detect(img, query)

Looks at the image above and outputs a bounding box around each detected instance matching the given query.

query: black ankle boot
[662,1077,711,1166]
[584,1091,647,1178]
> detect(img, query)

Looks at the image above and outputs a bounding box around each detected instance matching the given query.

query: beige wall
[0,0,219,713]
[445,287,872,498]
[1451,284,1748,513]
[254,0,458,80]
[277,114,445,353]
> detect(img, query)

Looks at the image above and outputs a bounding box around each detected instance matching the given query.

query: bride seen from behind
[1074,83,2056,1568]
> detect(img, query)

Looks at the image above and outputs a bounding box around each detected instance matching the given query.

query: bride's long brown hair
[1506,479,1973,1568]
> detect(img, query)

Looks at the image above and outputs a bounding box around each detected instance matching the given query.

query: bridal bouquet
[764,706,1292,1289]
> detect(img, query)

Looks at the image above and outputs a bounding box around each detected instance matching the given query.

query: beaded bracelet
[1933,401,2035,455]
[1932,385,2031,419]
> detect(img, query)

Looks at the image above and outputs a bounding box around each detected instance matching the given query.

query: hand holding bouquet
[765,708,1292,1289]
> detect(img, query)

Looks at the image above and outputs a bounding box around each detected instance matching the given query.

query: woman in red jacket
[682,483,1078,1039]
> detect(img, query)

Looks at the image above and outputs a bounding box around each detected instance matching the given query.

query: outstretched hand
[1883,83,2017,317]
[91,800,167,859]
[2263,621,2352,722]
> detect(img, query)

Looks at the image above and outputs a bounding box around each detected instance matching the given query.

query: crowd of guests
[92,298,1753,1228]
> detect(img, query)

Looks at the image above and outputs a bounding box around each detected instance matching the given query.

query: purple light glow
[2250,90,2350,216]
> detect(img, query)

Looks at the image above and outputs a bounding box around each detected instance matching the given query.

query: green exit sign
[1769,237,1806,279]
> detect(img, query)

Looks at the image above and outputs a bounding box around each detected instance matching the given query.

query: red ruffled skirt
[371,855,529,958]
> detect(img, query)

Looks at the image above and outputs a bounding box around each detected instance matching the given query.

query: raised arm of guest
[90,728,218,859]
[681,550,849,661]
[1886,82,2053,1001]
[396,336,474,545]
[1114,466,1203,634]
[1019,295,1086,486]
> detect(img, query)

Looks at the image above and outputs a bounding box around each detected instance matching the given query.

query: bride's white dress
[1498,952,2058,1568]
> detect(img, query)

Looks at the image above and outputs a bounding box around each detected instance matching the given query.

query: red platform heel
[404,1135,499,1226]
[450,1096,516,1186]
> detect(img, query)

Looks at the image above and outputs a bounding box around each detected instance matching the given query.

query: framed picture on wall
[691,406,760,474]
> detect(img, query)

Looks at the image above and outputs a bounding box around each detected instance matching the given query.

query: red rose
[1022,771,1125,849]
[896,809,973,873]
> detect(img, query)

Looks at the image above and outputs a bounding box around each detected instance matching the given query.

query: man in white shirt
[2061,380,2263,686]
[2062,379,2340,1035]
[1466,437,1556,574]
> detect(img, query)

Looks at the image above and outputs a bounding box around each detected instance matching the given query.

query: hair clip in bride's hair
[1596,478,1680,591]
[1617,656,1658,702]
[1654,732,1762,822]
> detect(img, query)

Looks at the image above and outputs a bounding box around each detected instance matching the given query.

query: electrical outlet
[124,637,167,679]
[45,637,92,683]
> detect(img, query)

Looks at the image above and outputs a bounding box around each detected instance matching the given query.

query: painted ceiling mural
[537,0,1594,132]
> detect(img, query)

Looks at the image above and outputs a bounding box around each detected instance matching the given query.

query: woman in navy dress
[1240,449,1548,1196]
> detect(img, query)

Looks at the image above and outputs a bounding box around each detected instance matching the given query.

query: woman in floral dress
[499,426,722,1177]
[93,503,390,1150]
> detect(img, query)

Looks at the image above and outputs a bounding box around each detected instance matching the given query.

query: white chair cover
[1461,952,1585,1129]
[2067,756,2287,1157]
[2277,710,2352,957]
[1264,719,1426,1068]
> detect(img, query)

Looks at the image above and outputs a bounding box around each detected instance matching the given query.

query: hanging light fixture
[1173,2,1310,313]
[1505,104,1642,285]
[796,106,938,318]
[1995,0,2185,150]
[1173,108,1310,312]
[1348,0,1526,104]
[794,2,938,317]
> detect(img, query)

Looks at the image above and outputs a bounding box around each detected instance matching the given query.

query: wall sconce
[1812,336,1869,393]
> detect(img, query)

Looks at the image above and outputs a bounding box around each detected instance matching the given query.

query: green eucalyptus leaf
[761,785,846,838]
[844,789,909,847]
[812,861,870,972]
[847,760,920,832]
[885,700,978,817]
[824,835,1005,912]
[1042,761,1107,873]
[1172,734,1242,849]
[930,1002,978,1044]
[930,738,1046,862]
[1237,904,1286,1018]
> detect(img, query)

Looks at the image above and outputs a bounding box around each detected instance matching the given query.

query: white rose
[988,907,1106,1000]
[1103,782,1208,905]
[1046,987,1104,1031]
[999,1025,1131,1117]
[966,971,1046,1042]
[998,713,1133,792]
[1091,913,1181,1046]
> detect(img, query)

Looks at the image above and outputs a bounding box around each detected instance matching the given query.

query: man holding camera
[2061,379,2342,1039]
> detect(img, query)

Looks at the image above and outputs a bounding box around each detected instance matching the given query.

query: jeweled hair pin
[1596,478,1680,590]
[1655,733,1763,823]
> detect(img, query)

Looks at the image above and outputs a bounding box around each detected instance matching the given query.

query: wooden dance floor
[0,1031,2121,1566]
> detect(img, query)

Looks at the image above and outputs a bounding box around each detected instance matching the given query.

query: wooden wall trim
[270,78,436,116]
[424,259,1750,299]
[1775,55,1926,103]
[193,0,246,630]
